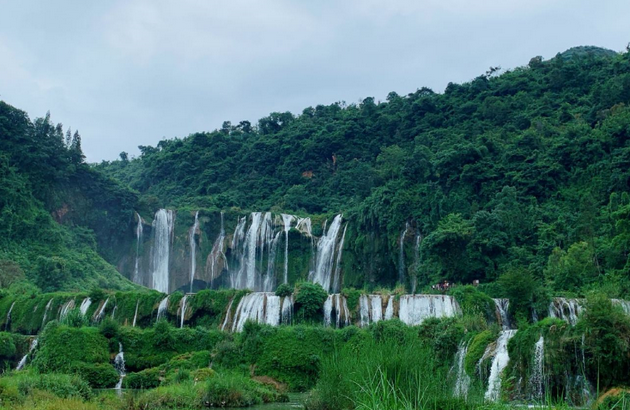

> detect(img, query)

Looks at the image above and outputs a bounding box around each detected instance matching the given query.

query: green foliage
[124,367,162,389]
[71,363,119,389]
[450,285,495,323]
[578,293,630,389]
[545,242,600,293]
[204,372,281,407]
[418,317,466,362]
[0,372,93,403]
[498,267,546,324]
[464,329,497,378]
[294,282,327,323]
[98,318,119,339]
[275,283,293,298]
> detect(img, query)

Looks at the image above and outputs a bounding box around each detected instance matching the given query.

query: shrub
[99,317,119,339]
[63,308,88,328]
[203,372,279,407]
[294,283,327,322]
[275,283,293,298]
[16,372,92,400]
[71,362,120,388]
[124,367,162,389]
[133,381,203,409]
[465,329,497,378]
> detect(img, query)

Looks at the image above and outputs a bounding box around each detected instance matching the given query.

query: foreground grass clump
[307,320,455,410]
[0,371,92,407]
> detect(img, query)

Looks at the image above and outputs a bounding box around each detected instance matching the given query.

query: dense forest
[95,45,630,299]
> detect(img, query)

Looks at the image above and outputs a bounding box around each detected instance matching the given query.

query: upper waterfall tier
[132,210,348,294]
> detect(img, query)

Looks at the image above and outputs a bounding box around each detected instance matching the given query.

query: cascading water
[132,300,139,327]
[485,329,517,402]
[133,212,143,284]
[111,305,117,319]
[151,209,174,293]
[208,212,227,288]
[281,295,293,325]
[5,302,15,330]
[359,294,371,327]
[493,299,511,330]
[94,298,109,322]
[231,213,277,291]
[530,335,545,400]
[114,343,126,389]
[16,338,38,371]
[398,295,460,326]
[221,298,235,331]
[156,297,169,321]
[332,224,347,293]
[452,341,471,399]
[411,233,422,294]
[323,294,350,328]
[384,297,394,320]
[281,214,294,285]
[399,222,409,284]
[312,215,344,292]
[42,298,54,327]
[548,298,582,326]
[230,293,292,332]
[59,299,75,322]
[263,232,281,292]
[79,298,92,316]
[612,299,630,315]
[179,295,189,328]
[189,211,200,293]
[295,217,312,237]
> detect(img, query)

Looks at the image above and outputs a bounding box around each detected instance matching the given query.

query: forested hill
[0,103,136,292]
[95,46,630,295]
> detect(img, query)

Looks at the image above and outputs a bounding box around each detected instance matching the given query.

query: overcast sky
[1,0,629,162]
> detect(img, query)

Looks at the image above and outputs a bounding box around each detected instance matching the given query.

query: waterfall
[484,329,517,402]
[411,233,422,294]
[263,232,281,292]
[323,294,350,328]
[231,213,275,291]
[530,335,545,400]
[189,211,200,293]
[94,298,109,322]
[612,299,630,315]
[132,300,139,327]
[111,305,117,319]
[4,302,15,331]
[281,295,293,325]
[398,295,461,326]
[231,292,286,332]
[79,298,92,316]
[548,298,582,326]
[331,224,347,293]
[151,209,174,293]
[312,215,343,292]
[220,298,235,331]
[295,217,312,237]
[493,299,511,330]
[281,214,294,285]
[16,338,38,371]
[156,297,169,321]
[42,298,54,327]
[133,212,143,284]
[452,341,471,399]
[384,297,394,320]
[208,212,227,288]
[114,343,126,389]
[179,295,189,328]
[399,222,409,284]
[359,295,370,327]
[59,299,75,322]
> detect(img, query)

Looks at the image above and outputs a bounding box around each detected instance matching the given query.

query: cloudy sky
[1,0,628,162]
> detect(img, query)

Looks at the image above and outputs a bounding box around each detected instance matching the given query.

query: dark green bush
[275,283,293,298]
[72,362,120,388]
[294,283,327,322]
[124,367,162,389]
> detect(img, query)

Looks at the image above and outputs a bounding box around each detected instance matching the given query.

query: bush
[203,372,279,407]
[124,367,162,389]
[15,372,92,400]
[63,308,88,328]
[465,329,497,377]
[99,317,119,339]
[275,283,293,298]
[133,381,203,409]
[294,283,327,322]
[72,362,120,388]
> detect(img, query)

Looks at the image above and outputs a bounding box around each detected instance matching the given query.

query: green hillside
[97,46,630,297]
[0,103,136,292]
